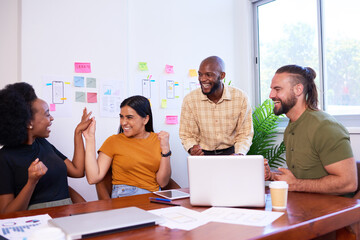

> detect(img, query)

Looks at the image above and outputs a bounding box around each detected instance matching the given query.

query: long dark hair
[118,95,154,133]
[0,82,37,146]
[276,64,318,110]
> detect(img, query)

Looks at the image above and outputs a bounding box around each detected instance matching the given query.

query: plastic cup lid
[269,181,288,188]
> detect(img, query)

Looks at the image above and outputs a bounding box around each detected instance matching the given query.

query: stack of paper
[149,207,284,231]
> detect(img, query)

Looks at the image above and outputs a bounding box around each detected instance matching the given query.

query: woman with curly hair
[0,82,92,213]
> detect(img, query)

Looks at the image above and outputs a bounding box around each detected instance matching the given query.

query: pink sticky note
[87,92,97,103]
[49,104,56,111]
[165,64,174,74]
[165,115,178,124]
[75,62,91,73]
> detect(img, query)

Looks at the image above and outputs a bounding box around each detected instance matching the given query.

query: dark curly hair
[0,82,37,146]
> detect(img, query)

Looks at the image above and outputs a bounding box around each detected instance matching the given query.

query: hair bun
[305,67,316,80]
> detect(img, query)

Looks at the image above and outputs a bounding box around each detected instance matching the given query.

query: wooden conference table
[1,189,360,240]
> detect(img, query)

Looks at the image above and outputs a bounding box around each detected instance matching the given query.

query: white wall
[21,0,129,201]
[0,0,19,88]
[17,0,249,201]
[127,0,245,190]
[1,0,359,202]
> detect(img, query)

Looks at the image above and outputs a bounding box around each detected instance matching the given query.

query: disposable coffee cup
[269,181,288,210]
[28,227,65,240]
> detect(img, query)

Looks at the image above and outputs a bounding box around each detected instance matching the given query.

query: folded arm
[274,157,358,195]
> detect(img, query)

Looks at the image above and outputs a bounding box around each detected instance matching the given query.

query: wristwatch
[161,150,172,157]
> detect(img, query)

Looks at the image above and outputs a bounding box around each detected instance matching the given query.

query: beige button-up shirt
[179,85,253,155]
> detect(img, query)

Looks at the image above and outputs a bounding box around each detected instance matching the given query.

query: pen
[149,197,171,202]
[150,200,180,206]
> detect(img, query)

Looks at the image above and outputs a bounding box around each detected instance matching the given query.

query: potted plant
[247,99,286,168]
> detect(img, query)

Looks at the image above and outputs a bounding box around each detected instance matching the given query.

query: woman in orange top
[83,95,171,197]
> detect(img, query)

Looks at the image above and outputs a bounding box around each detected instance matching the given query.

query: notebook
[48,207,163,239]
[187,155,265,207]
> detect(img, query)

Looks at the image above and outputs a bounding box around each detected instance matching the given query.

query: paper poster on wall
[133,74,159,110]
[100,80,126,118]
[184,80,200,96]
[42,75,73,117]
[142,79,151,98]
[166,80,175,99]
[159,79,182,110]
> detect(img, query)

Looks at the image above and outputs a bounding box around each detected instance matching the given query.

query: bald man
[179,56,253,156]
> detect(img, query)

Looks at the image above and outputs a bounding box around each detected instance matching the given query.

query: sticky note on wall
[87,92,97,103]
[86,78,96,88]
[165,115,178,125]
[161,99,167,108]
[74,76,85,87]
[165,64,174,74]
[138,62,149,71]
[49,104,56,111]
[75,91,86,102]
[189,69,197,77]
[75,62,91,73]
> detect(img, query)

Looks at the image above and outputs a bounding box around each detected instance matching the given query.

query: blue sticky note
[74,76,85,87]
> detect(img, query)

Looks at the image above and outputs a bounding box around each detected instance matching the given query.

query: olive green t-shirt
[284,109,353,179]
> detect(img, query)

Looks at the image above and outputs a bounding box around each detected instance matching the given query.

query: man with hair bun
[264,65,357,196]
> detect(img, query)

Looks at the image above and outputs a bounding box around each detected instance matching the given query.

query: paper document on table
[148,206,209,231]
[201,207,284,227]
[0,214,52,240]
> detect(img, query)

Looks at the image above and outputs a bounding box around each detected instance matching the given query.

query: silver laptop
[188,155,265,207]
[49,207,163,239]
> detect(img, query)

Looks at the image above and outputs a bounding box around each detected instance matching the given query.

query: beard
[201,76,221,96]
[273,92,297,116]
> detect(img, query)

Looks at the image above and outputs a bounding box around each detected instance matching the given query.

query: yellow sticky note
[161,99,167,109]
[138,62,149,71]
[189,69,198,77]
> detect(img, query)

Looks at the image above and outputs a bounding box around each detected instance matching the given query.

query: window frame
[252,0,360,128]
